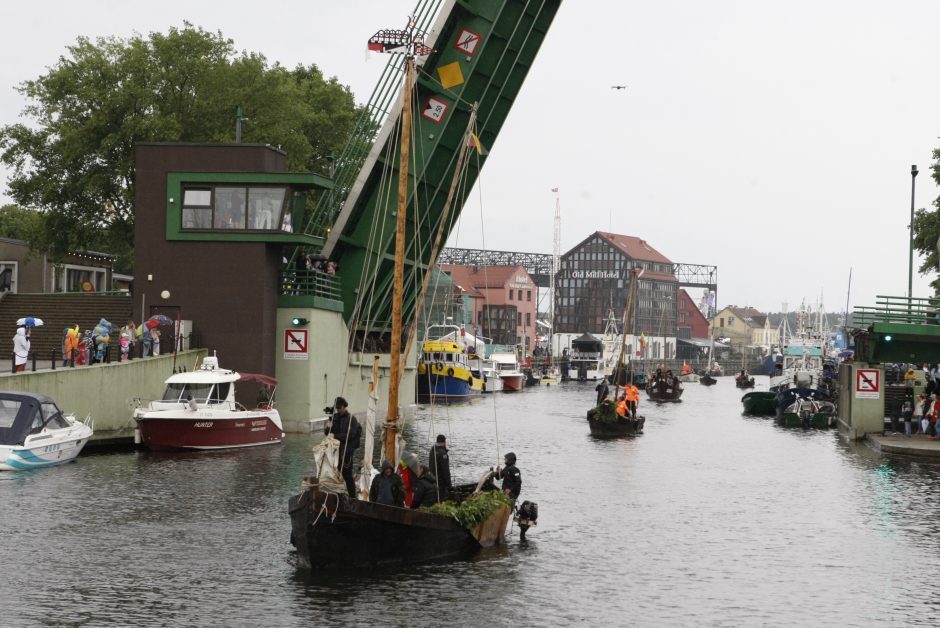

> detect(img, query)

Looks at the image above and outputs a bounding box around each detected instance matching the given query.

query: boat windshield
[40,402,71,429]
[161,383,231,404]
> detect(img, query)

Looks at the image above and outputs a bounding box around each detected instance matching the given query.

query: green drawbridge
[852,295,940,363]
[292,0,561,336]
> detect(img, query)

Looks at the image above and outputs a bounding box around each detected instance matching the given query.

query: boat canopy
[572,333,603,352]
[238,373,278,387]
[783,345,823,357]
[0,392,61,447]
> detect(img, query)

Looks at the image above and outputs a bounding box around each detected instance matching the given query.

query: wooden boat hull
[646,380,683,402]
[735,378,755,389]
[741,391,776,415]
[288,489,509,569]
[586,409,645,436]
[135,415,283,451]
[699,375,717,386]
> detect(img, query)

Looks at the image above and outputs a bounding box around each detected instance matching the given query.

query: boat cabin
[0,392,70,447]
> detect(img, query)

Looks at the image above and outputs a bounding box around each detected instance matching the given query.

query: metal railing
[852,295,940,326]
[279,270,343,301]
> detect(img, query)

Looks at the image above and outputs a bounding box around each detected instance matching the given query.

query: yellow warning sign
[437,61,465,89]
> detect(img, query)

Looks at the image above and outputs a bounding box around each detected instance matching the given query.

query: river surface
[2,378,940,626]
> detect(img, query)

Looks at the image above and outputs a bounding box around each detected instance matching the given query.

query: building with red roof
[439,264,537,353]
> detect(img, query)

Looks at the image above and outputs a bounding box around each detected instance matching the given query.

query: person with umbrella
[12,317,42,372]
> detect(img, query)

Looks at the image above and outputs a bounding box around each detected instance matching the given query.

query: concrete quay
[866,433,940,459]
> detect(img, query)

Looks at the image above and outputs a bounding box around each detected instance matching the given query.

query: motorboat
[480,358,504,393]
[0,392,93,470]
[490,349,525,391]
[133,354,284,450]
[417,338,483,401]
[568,333,606,381]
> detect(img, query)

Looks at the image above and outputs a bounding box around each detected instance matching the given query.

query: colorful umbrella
[146,314,174,326]
[16,317,44,327]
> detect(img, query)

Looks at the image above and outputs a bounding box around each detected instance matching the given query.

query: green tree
[0,23,358,269]
[0,204,45,242]
[912,149,940,292]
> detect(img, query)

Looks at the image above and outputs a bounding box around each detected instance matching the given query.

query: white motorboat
[133,353,284,450]
[490,350,525,391]
[0,392,93,471]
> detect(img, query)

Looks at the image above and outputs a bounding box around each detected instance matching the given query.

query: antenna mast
[550,189,561,357]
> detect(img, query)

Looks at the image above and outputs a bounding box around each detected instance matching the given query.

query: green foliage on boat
[592,400,620,424]
[422,490,512,529]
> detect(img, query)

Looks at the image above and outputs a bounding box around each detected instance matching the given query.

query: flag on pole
[467,131,488,155]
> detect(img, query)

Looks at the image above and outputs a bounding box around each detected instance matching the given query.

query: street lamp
[909,164,919,304]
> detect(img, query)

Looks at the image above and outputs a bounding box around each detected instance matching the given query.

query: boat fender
[448,367,454,377]
[468,376,473,386]
[436,361,444,372]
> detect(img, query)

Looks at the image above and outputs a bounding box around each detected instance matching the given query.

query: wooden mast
[613,268,640,401]
[384,55,414,462]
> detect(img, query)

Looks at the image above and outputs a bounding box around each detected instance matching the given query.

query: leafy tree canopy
[0,204,45,242]
[911,148,940,293]
[0,23,358,270]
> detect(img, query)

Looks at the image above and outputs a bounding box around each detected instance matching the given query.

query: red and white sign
[454,28,482,56]
[855,368,880,399]
[284,329,309,360]
[422,97,448,124]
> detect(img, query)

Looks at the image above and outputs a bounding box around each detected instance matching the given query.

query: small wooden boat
[735,375,755,389]
[646,377,683,401]
[586,403,645,437]
[699,374,717,386]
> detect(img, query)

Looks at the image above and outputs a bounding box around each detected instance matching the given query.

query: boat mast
[613,268,642,400]
[367,20,430,463]
[550,190,560,359]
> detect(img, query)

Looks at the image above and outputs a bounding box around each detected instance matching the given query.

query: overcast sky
[2,0,939,314]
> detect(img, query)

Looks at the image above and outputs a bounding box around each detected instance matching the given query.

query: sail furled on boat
[358,362,380,499]
[313,436,347,494]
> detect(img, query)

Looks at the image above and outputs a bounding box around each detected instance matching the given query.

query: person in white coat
[12,326,29,372]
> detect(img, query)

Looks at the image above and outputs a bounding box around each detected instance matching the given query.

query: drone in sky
[611,85,628,90]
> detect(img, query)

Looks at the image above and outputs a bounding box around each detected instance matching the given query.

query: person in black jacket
[410,465,439,509]
[324,396,361,498]
[369,460,405,506]
[494,451,521,501]
[428,434,452,501]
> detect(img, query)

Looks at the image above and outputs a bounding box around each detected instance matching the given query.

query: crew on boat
[410,464,440,509]
[324,397,362,498]
[429,434,452,502]
[625,383,640,418]
[370,460,405,507]
[494,452,522,502]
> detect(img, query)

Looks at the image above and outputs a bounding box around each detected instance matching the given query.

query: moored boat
[741,391,775,415]
[417,337,482,401]
[700,374,717,386]
[133,354,284,450]
[0,392,93,470]
[491,349,525,391]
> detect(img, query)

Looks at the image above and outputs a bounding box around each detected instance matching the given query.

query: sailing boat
[586,268,646,437]
[288,27,511,569]
[646,297,683,402]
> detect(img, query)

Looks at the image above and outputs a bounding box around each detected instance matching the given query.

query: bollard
[51,349,57,370]
[31,351,36,372]
[69,348,75,368]
[10,353,14,374]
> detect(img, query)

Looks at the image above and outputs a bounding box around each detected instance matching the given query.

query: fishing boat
[735,372,755,388]
[133,354,283,450]
[700,373,717,386]
[416,325,484,401]
[0,392,93,470]
[741,391,775,414]
[288,32,512,569]
[480,357,504,393]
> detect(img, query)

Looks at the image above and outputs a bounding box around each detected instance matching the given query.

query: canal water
[2,379,940,626]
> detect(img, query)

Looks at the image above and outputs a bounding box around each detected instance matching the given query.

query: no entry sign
[284,329,309,360]
[855,368,880,399]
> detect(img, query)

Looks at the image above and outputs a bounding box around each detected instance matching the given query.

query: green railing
[279,270,343,301]
[852,295,940,326]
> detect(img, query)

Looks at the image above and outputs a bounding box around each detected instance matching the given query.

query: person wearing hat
[494,452,522,501]
[428,434,452,502]
[324,396,361,498]
[369,460,405,507]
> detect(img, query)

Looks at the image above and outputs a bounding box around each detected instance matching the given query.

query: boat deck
[866,433,940,459]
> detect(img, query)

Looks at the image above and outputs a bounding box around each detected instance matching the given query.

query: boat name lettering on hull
[193,422,214,428]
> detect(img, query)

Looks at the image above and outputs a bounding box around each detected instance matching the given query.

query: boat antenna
[368,18,433,463]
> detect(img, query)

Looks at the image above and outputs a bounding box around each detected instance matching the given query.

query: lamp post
[909,164,919,304]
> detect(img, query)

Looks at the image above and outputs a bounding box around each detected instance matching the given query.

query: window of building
[525,312,531,326]
[728,316,735,326]
[509,289,513,300]
[57,264,106,293]
[517,289,523,301]
[526,290,531,301]
[181,185,289,232]
[720,318,724,327]
[517,312,522,325]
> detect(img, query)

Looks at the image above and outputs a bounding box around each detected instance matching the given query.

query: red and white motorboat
[133,354,284,451]
[490,350,525,392]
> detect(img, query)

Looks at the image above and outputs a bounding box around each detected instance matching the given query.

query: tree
[0,204,45,242]
[0,23,358,269]
[912,148,940,293]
